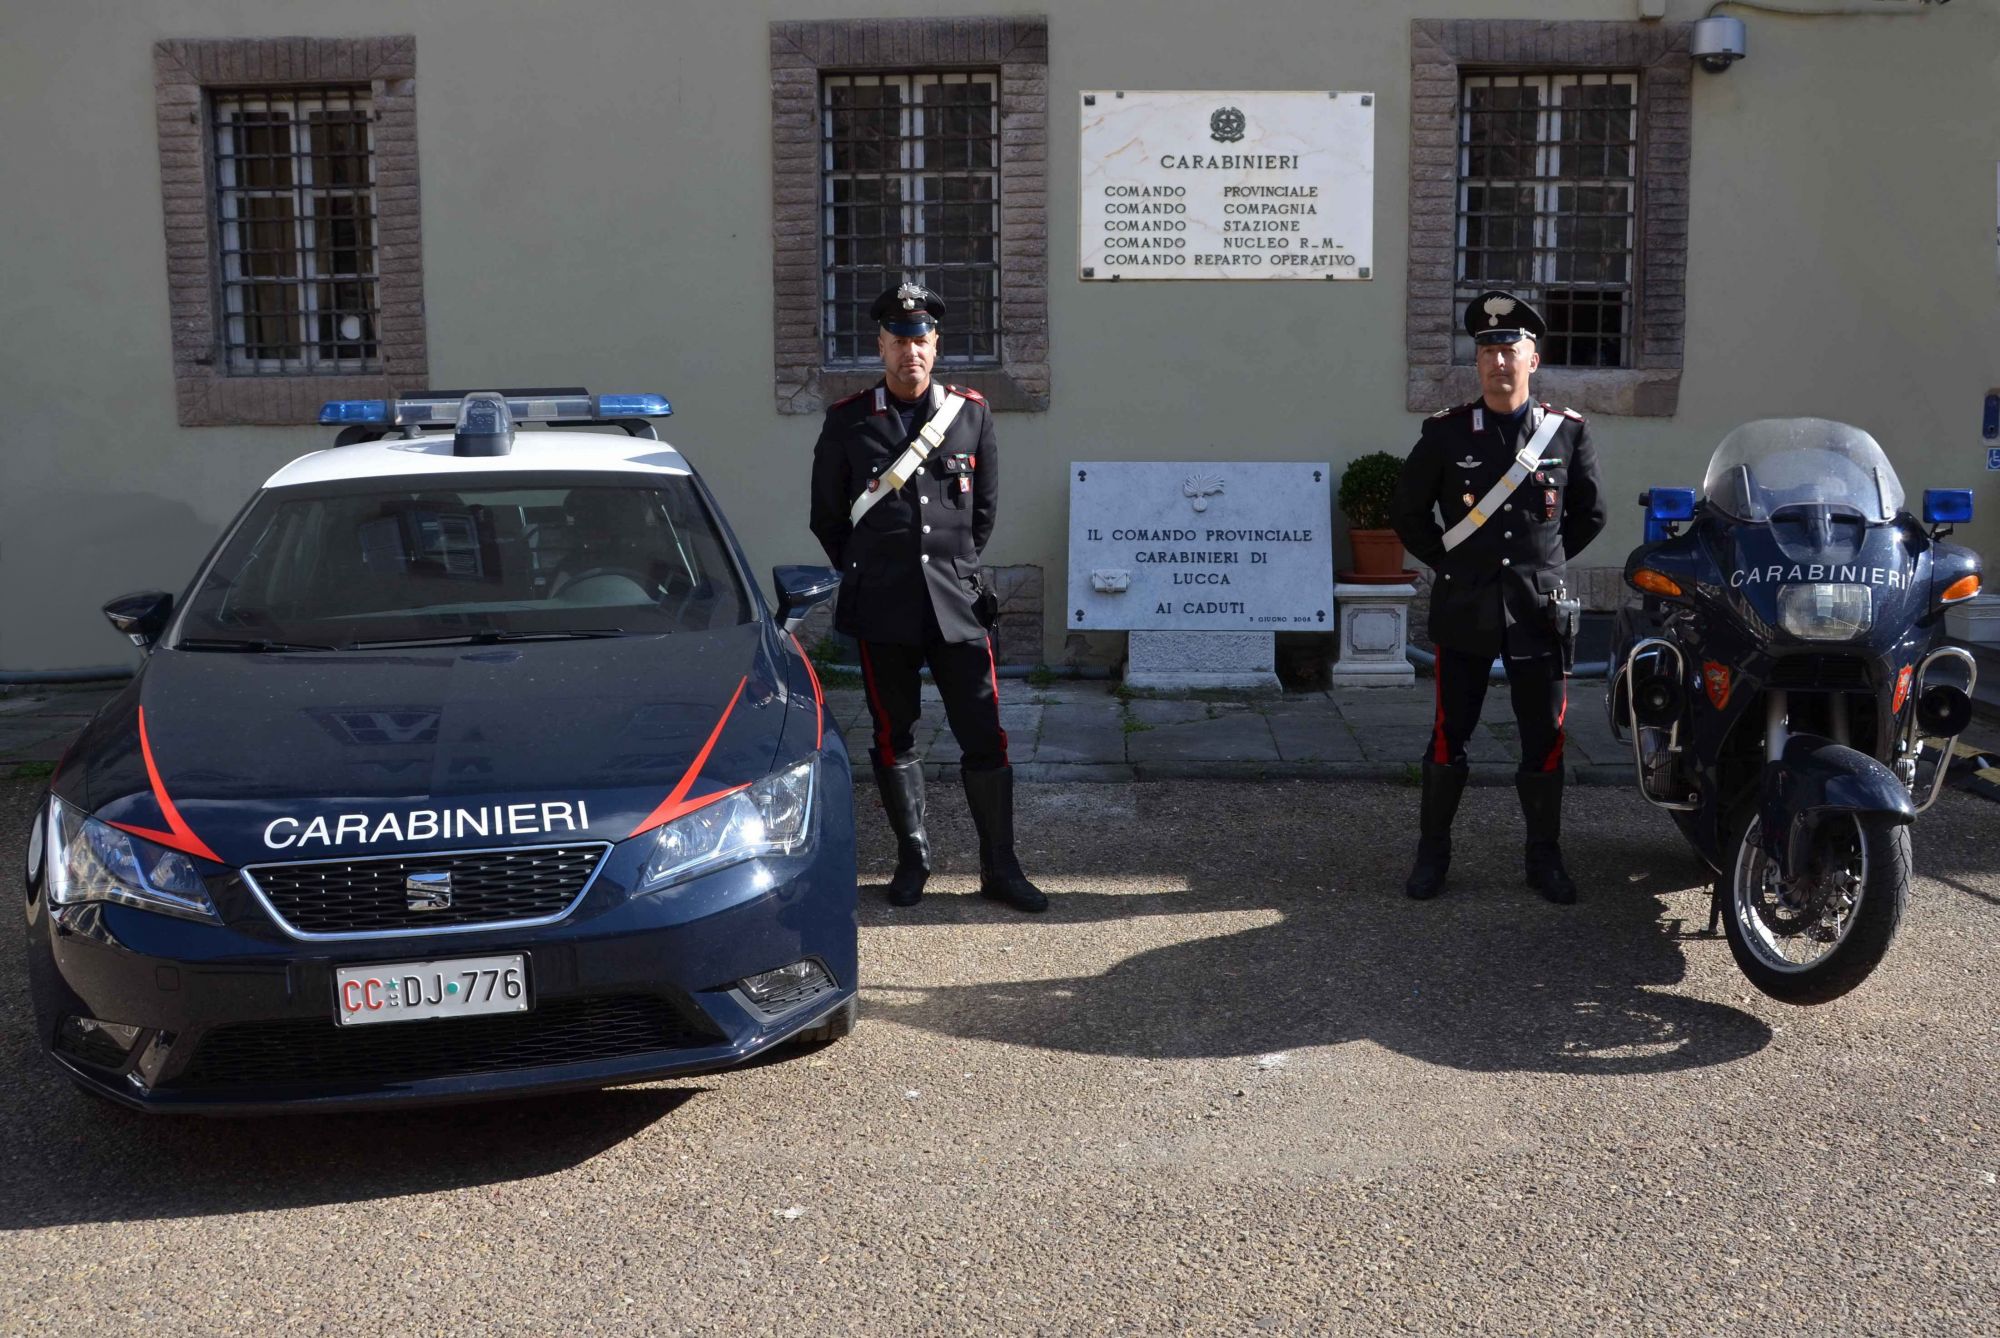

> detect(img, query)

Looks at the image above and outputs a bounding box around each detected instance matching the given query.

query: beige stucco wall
[2,0,1996,671]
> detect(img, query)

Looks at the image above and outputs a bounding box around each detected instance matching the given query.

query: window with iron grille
[821,72,1001,367]
[212,89,380,373]
[1456,73,1639,369]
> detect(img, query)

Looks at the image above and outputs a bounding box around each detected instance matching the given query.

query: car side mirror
[1923,489,1973,527]
[772,565,841,635]
[102,590,174,648]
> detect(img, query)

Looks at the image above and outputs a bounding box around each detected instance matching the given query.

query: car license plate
[335,954,529,1027]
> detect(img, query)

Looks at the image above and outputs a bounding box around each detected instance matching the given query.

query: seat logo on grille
[405,871,453,911]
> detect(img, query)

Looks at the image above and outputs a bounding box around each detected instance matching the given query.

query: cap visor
[882,317,937,336]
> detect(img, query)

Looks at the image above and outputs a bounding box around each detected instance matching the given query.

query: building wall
[3,0,1995,671]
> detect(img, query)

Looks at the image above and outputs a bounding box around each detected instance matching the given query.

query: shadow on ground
[860,784,1774,1077]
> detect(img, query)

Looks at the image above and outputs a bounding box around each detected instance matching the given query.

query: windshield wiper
[177,637,342,653]
[350,628,632,649]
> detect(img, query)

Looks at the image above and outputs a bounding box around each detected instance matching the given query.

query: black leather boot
[961,766,1048,913]
[1517,771,1578,904]
[872,757,930,907]
[1405,760,1469,900]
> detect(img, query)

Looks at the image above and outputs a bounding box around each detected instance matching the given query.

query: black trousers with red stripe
[1429,644,1567,773]
[857,631,1009,772]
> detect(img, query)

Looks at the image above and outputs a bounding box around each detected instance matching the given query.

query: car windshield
[174,473,752,648]
[1700,418,1904,523]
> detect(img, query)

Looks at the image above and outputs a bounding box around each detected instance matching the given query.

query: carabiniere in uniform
[1389,290,1608,905]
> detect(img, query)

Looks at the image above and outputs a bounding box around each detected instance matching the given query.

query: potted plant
[1337,450,1408,579]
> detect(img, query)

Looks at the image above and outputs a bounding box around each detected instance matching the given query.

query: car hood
[66,624,802,867]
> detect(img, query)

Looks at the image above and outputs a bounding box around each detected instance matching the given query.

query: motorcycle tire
[1722,811,1910,1006]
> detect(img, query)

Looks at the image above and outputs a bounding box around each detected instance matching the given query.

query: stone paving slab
[1032,703,1130,765]
[1269,713,1366,763]
[1125,713,1278,765]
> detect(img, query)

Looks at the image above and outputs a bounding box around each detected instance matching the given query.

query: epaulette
[949,384,986,406]
[1428,401,1477,420]
[1542,402,1585,423]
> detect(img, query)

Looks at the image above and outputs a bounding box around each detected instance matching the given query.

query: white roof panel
[263,429,693,489]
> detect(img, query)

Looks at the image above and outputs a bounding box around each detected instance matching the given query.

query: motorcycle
[1608,418,1982,1004]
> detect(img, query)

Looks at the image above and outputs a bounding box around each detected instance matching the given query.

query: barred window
[821,72,1000,366]
[1456,73,1638,369]
[212,89,379,373]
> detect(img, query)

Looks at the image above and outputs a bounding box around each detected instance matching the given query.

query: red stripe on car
[627,677,750,837]
[107,707,222,863]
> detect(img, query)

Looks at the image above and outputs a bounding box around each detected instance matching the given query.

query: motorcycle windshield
[1700,418,1904,524]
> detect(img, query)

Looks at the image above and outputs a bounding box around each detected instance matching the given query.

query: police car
[21,390,855,1112]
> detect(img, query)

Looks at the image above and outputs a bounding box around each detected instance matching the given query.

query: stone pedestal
[1330,582,1416,687]
[1126,631,1281,694]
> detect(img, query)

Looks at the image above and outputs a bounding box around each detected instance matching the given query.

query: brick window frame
[1407,20,1691,417]
[771,17,1049,414]
[154,37,425,427]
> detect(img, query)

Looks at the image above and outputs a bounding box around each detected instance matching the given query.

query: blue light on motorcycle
[1922,489,1973,525]
[1646,487,1697,522]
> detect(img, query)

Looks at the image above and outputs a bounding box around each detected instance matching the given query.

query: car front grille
[171,996,710,1092]
[1766,655,1873,692]
[245,844,608,936]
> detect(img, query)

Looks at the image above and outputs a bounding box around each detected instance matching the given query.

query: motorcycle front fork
[1712,689,1839,935]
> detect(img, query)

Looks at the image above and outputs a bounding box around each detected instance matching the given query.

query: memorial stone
[1069,462,1334,692]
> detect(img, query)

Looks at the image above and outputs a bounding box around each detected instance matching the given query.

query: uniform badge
[1544,488,1559,513]
[1456,456,1481,469]
[867,479,881,494]
[959,476,971,494]
[1462,492,1476,508]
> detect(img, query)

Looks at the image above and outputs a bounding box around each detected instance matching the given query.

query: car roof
[263,429,693,490]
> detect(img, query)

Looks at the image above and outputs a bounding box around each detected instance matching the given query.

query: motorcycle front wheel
[1723,812,1910,1005]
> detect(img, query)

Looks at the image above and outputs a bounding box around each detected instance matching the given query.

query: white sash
[849,385,968,527]
[1440,409,1566,552]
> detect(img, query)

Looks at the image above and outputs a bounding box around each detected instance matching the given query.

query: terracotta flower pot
[1348,528,1407,578]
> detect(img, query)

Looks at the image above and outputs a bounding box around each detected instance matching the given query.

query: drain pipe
[1405,645,1608,681]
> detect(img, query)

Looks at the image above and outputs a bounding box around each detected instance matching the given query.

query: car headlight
[1777,583,1872,641]
[636,754,817,893]
[45,795,219,922]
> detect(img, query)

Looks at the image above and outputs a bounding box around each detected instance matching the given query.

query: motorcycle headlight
[45,795,219,923]
[1777,583,1872,641]
[636,754,818,893]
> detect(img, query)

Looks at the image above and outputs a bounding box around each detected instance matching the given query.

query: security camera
[1691,16,1746,72]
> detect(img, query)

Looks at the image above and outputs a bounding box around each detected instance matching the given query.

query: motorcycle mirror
[1645,487,1697,522]
[1922,489,1973,526]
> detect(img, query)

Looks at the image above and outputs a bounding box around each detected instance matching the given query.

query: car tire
[792,998,856,1046]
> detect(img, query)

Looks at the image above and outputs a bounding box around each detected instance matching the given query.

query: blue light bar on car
[319,392,670,428]
[1923,488,1973,525]
[319,400,392,425]
[595,393,672,418]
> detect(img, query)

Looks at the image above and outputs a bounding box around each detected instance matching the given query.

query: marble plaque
[1068,462,1334,631]
[1080,90,1374,281]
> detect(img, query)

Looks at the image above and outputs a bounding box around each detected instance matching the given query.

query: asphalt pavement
[2,775,1995,1335]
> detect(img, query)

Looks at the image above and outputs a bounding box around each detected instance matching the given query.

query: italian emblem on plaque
[1209,106,1246,143]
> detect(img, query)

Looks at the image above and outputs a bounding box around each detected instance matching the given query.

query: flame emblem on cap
[1482,295,1517,328]
[897,281,926,311]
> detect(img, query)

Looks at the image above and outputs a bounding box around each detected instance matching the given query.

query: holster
[1550,589,1581,674]
[974,585,999,630]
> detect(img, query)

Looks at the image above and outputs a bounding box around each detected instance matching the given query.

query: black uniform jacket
[809,380,998,646]
[1388,400,1607,659]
